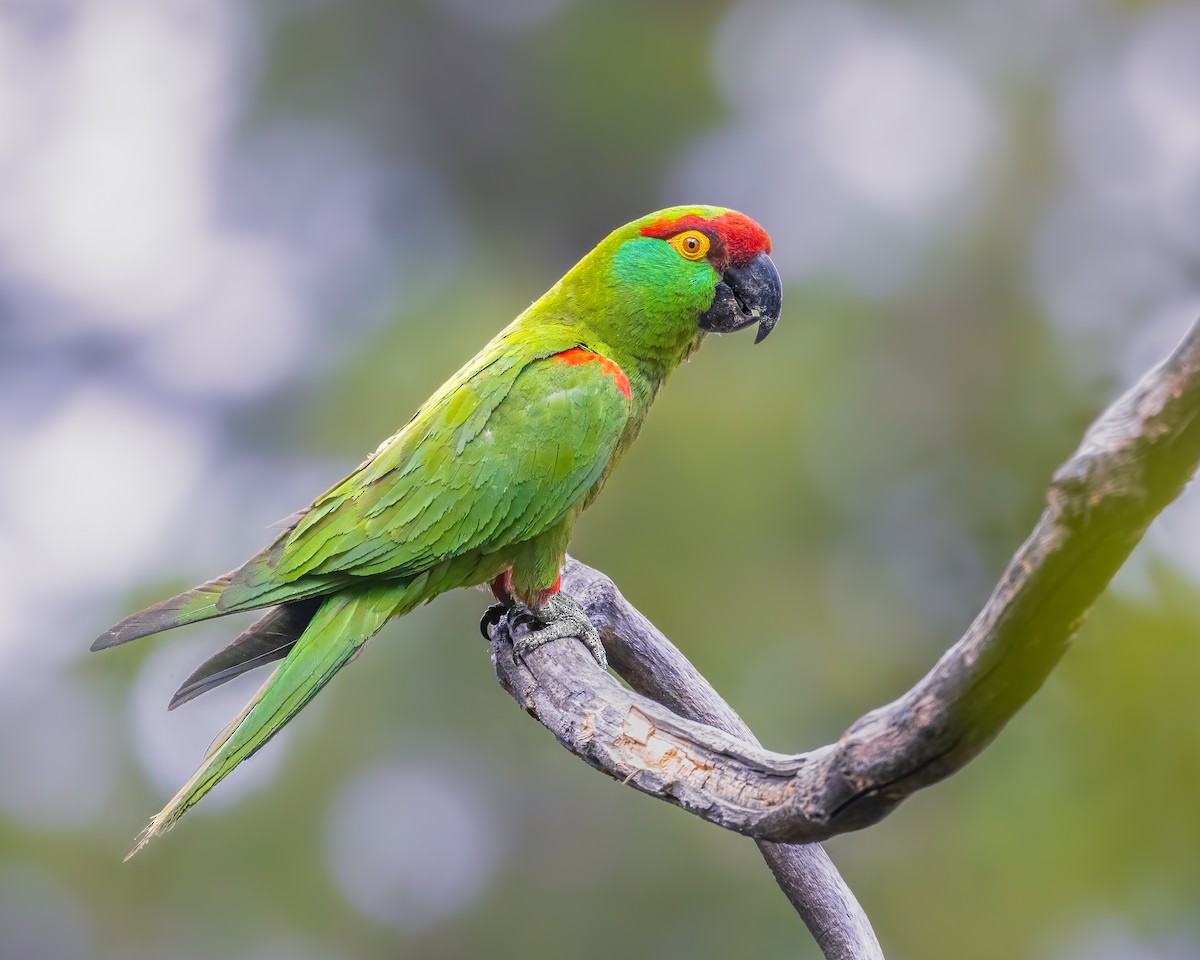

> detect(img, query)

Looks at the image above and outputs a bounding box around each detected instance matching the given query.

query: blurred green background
[2,0,1200,957]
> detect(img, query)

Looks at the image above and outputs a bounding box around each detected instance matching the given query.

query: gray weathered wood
[487,315,1200,958]
[492,571,880,958]
[567,561,883,960]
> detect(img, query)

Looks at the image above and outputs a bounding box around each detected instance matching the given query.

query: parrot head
[570,205,780,363]
[632,206,782,344]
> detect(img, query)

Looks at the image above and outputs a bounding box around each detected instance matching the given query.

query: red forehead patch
[640,211,772,266]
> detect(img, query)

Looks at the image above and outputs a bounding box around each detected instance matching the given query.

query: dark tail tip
[89,575,236,653]
[167,599,319,709]
[90,631,120,652]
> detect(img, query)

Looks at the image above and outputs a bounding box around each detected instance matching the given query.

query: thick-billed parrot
[91,205,781,855]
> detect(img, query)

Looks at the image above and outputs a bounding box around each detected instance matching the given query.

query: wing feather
[227,343,631,602]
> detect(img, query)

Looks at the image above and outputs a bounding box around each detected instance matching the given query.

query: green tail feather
[91,548,341,653]
[90,574,237,651]
[167,600,322,710]
[125,583,413,858]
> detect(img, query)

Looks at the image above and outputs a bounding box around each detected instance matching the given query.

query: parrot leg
[481,569,516,639]
[507,592,608,671]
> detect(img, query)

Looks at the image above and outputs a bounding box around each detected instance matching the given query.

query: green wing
[221,337,631,607]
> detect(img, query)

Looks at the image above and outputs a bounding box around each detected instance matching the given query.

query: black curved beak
[698,252,782,344]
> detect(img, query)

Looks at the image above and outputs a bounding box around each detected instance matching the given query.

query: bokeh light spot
[325,763,504,933]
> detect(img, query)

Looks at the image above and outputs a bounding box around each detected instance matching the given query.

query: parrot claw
[507,603,538,632]
[507,594,608,671]
[479,602,507,640]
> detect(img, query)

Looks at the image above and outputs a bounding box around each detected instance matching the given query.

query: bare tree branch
[563,559,883,960]
[494,568,883,959]
[487,316,1200,959]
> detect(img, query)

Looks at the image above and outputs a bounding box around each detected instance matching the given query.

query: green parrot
[92,204,781,856]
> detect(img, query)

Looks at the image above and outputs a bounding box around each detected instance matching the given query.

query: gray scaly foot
[507,593,608,671]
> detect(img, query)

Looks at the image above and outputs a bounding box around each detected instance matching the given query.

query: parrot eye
[669,230,710,261]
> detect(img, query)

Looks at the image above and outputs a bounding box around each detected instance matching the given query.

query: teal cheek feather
[610,236,720,317]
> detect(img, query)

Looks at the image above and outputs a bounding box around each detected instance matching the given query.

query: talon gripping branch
[91,205,781,856]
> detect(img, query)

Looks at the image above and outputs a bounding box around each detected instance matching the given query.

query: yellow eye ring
[668,230,710,261]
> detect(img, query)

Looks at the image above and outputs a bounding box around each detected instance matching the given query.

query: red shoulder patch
[552,348,632,401]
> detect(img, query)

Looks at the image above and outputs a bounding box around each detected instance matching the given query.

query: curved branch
[492,568,882,958]
[562,560,882,960]
[487,316,1200,956]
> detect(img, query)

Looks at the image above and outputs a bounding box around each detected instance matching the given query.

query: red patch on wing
[639,210,771,267]
[552,347,632,401]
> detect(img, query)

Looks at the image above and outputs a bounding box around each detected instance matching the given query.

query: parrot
[91,204,782,857]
